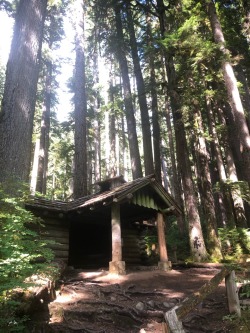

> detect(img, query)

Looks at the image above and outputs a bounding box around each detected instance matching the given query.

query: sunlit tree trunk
[217,108,248,228]
[92,29,101,184]
[206,0,250,184]
[235,65,250,131]
[125,3,154,176]
[193,108,222,259]
[109,72,117,178]
[0,0,47,183]
[30,139,40,195]
[36,59,52,194]
[206,96,236,227]
[146,10,161,180]
[157,0,208,260]
[73,0,88,198]
[113,3,142,179]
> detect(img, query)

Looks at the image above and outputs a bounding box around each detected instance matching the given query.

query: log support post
[164,306,185,333]
[109,203,126,275]
[157,212,172,271]
[225,270,241,317]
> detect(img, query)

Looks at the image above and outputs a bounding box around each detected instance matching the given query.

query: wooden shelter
[26,175,182,274]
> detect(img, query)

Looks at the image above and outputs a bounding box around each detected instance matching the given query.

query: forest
[0,0,250,330]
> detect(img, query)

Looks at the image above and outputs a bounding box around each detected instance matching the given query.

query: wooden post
[225,270,241,317]
[164,306,185,333]
[109,203,126,274]
[157,212,172,270]
[164,268,237,332]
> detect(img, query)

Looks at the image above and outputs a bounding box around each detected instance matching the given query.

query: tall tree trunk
[125,2,154,176]
[217,108,248,228]
[109,73,117,178]
[73,0,88,198]
[193,108,222,259]
[146,10,161,180]
[206,0,250,184]
[172,96,208,261]
[113,3,142,179]
[0,0,48,183]
[93,31,101,184]
[36,59,52,194]
[157,0,208,260]
[30,139,40,195]
[206,96,236,227]
[235,65,250,131]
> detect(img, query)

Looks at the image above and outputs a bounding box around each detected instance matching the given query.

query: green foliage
[218,227,250,260]
[0,180,55,331]
[46,122,74,200]
[214,180,250,205]
[165,219,190,261]
[143,219,189,263]
[240,283,250,299]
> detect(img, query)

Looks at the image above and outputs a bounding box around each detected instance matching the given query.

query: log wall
[122,228,149,265]
[33,216,69,263]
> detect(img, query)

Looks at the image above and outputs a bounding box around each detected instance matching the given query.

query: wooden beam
[157,212,168,262]
[164,268,240,332]
[111,203,122,261]
[175,267,230,320]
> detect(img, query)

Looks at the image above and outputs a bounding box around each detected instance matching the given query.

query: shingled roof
[26,175,182,216]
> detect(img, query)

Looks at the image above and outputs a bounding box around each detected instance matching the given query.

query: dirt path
[29,266,237,332]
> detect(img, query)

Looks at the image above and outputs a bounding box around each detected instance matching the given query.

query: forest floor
[28,265,250,333]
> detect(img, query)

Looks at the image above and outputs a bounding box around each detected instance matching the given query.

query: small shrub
[218,227,250,260]
[0,180,55,332]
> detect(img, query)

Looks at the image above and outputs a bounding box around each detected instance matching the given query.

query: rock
[147,300,155,308]
[163,301,176,308]
[136,301,146,311]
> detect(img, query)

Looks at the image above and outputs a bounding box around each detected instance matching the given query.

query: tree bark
[125,2,154,176]
[0,0,48,183]
[114,3,143,180]
[206,0,250,185]
[109,73,117,178]
[36,59,52,194]
[206,96,236,227]
[156,0,208,260]
[236,65,250,131]
[193,108,222,259]
[146,9,161,180]
[73,0,88,198]
[156,212,168,262]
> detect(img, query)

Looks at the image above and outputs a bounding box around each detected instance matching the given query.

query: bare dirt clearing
[28,266,248,333]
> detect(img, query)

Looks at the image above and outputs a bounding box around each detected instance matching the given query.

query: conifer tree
[0,0,48,183]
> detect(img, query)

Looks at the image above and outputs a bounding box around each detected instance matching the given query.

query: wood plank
[44,236,69,245]
[53,250,68,258]
[40,229,69,238]
[49,243,69,251]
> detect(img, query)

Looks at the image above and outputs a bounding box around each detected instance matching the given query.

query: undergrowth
[0,180,56,332]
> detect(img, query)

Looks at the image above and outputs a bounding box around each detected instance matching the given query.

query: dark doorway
[69,220,111,269]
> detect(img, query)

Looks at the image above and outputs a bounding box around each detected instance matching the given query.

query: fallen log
[164,267,241,333]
